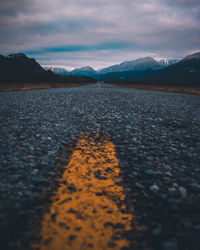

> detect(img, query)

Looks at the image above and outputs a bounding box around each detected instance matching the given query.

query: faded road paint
[33,133,142,250]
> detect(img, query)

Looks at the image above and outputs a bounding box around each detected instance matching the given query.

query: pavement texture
[0,84,200,250]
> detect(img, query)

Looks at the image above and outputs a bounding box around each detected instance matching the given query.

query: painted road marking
[33,133,143,250]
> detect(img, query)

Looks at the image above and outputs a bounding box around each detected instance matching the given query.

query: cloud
[0,0,32,16]
[166,0,200,7]
[0,0,200,68]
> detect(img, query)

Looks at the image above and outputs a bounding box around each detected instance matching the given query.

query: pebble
[162,241,178,250]
[150,184,159,193]
[194,224,200,231]
[190,183,200,191]
[8,174,21,182]
[135,182,145,189]
[179,187,187,198]
[31,169,39,175]
[152,226,162,237]
[68,183,76,191]
[0,84,199,250]
[145,169,160,176]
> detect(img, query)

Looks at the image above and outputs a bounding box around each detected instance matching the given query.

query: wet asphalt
[0,84,200,250]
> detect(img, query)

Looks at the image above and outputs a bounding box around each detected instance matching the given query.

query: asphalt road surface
[0,84,200,250]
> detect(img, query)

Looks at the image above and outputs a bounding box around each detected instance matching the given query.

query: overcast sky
[0,0,200,69]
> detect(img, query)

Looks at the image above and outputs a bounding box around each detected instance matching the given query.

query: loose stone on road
[0,84,200,250]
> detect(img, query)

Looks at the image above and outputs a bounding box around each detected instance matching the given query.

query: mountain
[47,56,176,78]
[159,59,179,66]
[43,66,70,75]
[0,53,96,84]
[99,57,163,74]
[150,51,200,85]
[2,53,43,71]
[64,57,163,77]
[0,53,46,83]
[3,51,198,87]
[103,52,200,87]
[70,66,96,76]
[182,51,200,61]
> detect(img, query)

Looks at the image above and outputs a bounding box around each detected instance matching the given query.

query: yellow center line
[33,133,143,250]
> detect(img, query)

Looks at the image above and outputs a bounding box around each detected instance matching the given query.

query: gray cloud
[0,0,200,68]
[166,0,200,7]
[0,0,35,16]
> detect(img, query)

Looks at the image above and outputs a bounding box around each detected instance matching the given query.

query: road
[0,84,200,250]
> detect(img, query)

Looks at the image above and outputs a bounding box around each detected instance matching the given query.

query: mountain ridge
[0,54,96,84]
[46,56,178,76]
[101,51,200,87]
[43,66,69,75]
[70,66,96,76]
[99,57,163,74]
[182,52,200,61]
[1,51,199,87]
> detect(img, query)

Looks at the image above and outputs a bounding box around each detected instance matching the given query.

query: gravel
[0,84,200,249]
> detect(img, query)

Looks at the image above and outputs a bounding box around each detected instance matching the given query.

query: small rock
[32,176,48,183]
[164,165,172,171]
[68,183,76,191]
[59,222,70,230]
[44,237,52,245]
[135,182,145,189]
[0,212,7,219]
[183,218,193,229]
[145,170,160,176]
[51,212,58,222]
[97,175,107,180]
[108,241,117,247]
[69,235,76,240]
[169,187,176,193]
[162,241,178,250]
[190,183,200,191]
[59,197,72,204]
[48,172,56,176]
[165,171,173,177]
[179,187,187,198]
[8,174,21,182]
[152,226,162,237]
[31,169,39,175]
[67,208,77,213]
[18,192,23,197]
[150,184,159,193]
[195,224,200,231]
[29,162,36,167]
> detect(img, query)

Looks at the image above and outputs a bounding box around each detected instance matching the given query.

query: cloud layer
[0,0,200,68]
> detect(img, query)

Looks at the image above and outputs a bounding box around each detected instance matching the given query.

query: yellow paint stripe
[33,133,142,250]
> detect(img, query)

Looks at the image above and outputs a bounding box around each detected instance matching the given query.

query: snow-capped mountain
[159,59,179,66]
[43,66,74,75]
[42,52,200,79]
[99,57,163,74]
[42,57,180,77]
[70,66,96,76]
